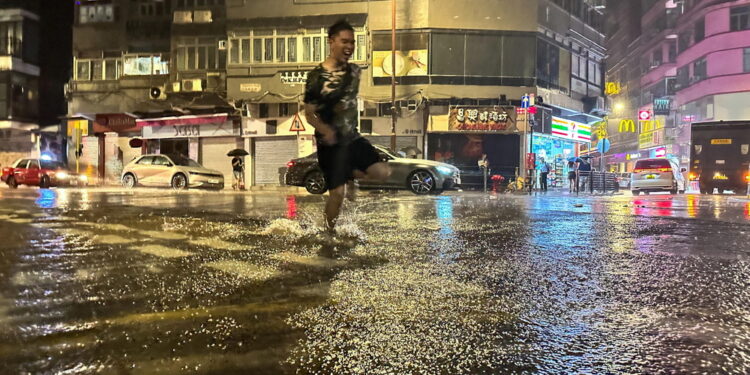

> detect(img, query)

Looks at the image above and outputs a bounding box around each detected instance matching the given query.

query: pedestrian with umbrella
[227,148,248,190]
[567,156,580,193]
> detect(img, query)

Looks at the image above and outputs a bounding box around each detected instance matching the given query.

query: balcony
[0,38,22,58]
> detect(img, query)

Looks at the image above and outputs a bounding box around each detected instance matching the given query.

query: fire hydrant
[491,174,505,193]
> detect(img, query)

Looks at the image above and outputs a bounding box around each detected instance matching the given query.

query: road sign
[596,138,611,154]
[521,95,530,109]
[638,110,652,121]
[289,113,305,132]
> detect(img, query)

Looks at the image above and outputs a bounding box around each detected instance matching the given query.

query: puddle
[131,244,192,258]
[204,260,280,281]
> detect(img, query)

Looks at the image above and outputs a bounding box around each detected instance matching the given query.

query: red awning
[136,113,228,127]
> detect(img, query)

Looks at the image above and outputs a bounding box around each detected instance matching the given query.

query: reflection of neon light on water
[744,203,750,220]
[35,189,57,209]
[435,196,454,238]
[687,195,698,218]
[286,195,297,219]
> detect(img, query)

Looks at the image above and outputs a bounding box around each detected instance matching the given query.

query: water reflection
[286,195,297,219]
[35,189,57,209]
[687,195,698,218]
[435,196,454,240]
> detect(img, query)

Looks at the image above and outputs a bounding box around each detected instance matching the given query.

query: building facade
[0,0,40,168]
[604,0,750,173]
[69,0,607,186]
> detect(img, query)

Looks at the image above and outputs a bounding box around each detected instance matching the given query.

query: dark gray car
[284,145,461,195]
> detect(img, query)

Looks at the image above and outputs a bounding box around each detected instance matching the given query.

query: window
[676,65,689,89]
[276,38,285,63]
[730,6,750,31]
[227,29,366,65]
[694,18,705,43]
[359,119,372,134]
[79,4,115,24]
[259,103,269,118]
[279,103,294,116]
[693,57,707,82]
[123,55,169,75]
[744,48,750,73]
[678,32,691,53]
[137,156,154,165]
[652,49,663,66]
[265,120,277,134]
[74,58,121,81]
[175,38,225,71]
[667,40,677,63]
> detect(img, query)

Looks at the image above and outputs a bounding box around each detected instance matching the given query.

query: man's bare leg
[353,162,390,182]
[325,185,346,233]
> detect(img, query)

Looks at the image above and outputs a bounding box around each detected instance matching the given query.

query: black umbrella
[227,149,249,157]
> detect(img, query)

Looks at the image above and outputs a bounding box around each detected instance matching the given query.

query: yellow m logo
[619,119,635,133]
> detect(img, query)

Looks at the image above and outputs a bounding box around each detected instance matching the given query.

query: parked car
[284,144,461,195]
[1,158,88,189]
[630,158,686,195]
[121,154,224,190]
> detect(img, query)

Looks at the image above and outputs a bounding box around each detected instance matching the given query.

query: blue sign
[521,95,530,109]
[596,138,611,154]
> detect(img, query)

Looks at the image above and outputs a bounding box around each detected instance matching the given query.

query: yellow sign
[372,50,428,77]
[605,82,621,96]
[593,120,608,139]
[67,120,89,136]
[619,119,635,133]
[711,139,732,145]
[640,119,662,133]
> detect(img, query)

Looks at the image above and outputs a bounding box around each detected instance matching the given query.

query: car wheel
[122,173,136,188]
[678,189,685,194]
[40,176,50,189]
[171,173,188,190]
[408,170,435,195]
[7,176,18,189]
[304,171,327,194]
[670,188,677,195]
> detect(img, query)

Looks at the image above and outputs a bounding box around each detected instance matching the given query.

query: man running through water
[304,20,390,233]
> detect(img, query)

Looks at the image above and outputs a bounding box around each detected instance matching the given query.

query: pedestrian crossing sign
[289,114,305,132]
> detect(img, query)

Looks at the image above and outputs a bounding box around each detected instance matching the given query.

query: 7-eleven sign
[551,117,591,141]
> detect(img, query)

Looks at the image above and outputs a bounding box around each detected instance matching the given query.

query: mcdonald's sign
[619,119,636,133]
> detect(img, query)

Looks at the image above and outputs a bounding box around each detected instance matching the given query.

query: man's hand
[321,130,337,145]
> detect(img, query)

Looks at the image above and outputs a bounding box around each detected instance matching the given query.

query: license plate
[645,174,657,179]
[208,179,219,184]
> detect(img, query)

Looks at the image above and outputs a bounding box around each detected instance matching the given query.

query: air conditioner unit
[182,79,203,92]
[218,40,227,50]
[193,10,212,23]
[173,10,192,23]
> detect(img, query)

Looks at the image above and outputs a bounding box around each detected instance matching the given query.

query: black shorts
[317,137,381,190]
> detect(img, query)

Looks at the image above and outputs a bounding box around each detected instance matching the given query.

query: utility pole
[390,0,397,152]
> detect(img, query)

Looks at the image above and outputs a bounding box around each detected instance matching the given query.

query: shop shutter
[201,137,240,186]
[254,136,298,185]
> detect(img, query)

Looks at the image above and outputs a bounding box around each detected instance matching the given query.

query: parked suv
[2,158,88,188]
[630,158,686,195]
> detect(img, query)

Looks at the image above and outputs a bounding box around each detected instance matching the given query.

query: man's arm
[304,104,337,144]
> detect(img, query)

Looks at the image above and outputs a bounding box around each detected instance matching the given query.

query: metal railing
[0,38,22,57]
[575,171,619,195]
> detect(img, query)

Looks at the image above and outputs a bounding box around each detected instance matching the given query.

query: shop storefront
[427,105,522,184]
[138,114,241,185]
[531,133,579,186]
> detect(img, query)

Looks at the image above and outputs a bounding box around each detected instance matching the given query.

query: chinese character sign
[448,106,518,132]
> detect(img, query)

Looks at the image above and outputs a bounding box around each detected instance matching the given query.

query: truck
[689,121,750,194]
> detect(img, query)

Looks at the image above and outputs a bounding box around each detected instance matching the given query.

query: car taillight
[286,161,296,168]
[689,173,697,180]
[633,168,644,173]
[658,167,672,172]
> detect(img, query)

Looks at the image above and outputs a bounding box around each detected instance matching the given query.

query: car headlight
[56,172,69,179]
[436,166,453,175]
[79,175,88,182]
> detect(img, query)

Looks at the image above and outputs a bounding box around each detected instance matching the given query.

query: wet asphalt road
[1,187,749,374]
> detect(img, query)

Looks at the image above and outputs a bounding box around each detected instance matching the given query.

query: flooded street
[1,187,749,374]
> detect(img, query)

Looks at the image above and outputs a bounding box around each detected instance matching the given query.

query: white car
[121,154,224,190]
[630,158,686,195]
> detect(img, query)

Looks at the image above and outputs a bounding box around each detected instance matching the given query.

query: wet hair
[328,19,354,39]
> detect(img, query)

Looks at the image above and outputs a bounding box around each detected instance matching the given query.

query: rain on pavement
[1,187,749,374]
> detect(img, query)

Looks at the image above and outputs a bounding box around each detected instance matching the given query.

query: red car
[1,158,88,188]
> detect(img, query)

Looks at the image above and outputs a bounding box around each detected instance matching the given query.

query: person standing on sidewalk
[231,156,244,190]
[303,19,390,233]
[539,158,551,192]
[568,160,578,193]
